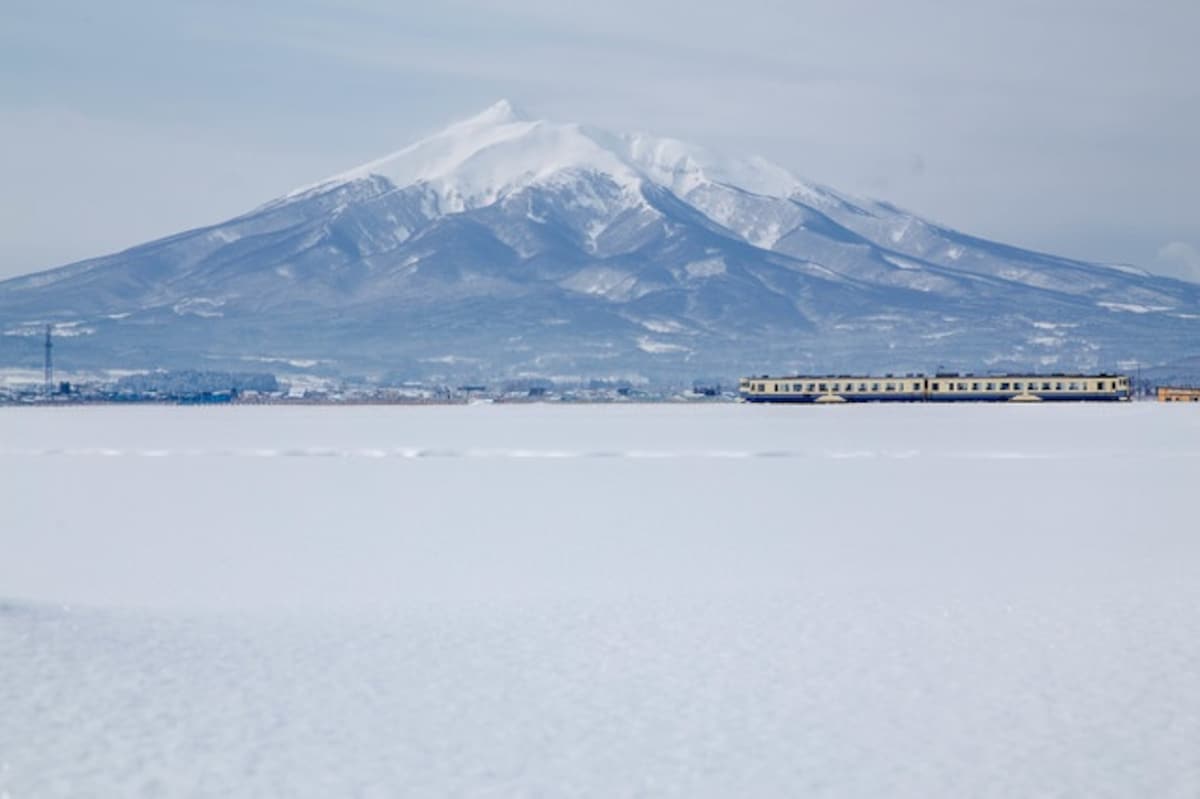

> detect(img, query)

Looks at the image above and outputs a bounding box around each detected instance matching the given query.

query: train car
[926,374,1130,402]
[739,373,1130,403]
[738,375,927,403]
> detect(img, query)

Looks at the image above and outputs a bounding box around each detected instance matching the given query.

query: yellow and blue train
[739,373,1131,403]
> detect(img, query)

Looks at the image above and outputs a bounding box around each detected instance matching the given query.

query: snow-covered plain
[2,403,1198,797]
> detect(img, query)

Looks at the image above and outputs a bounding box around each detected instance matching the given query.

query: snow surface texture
[2,101,1198,380]
[2,404,1199,797]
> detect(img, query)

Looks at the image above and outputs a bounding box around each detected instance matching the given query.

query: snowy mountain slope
[1,100,1197,382]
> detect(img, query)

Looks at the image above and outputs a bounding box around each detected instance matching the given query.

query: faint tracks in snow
[4,447,1196,460]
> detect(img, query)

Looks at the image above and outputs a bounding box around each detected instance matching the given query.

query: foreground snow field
[2,403,1198,797]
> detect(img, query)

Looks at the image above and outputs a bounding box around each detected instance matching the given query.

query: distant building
[1157,386,1200,402]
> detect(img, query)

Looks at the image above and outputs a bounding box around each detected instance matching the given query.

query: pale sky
[3,0,1198,281]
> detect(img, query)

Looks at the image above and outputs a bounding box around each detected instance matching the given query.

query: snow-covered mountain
[2,99,1198,383]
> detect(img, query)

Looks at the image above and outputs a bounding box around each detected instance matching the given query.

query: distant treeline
[114,370,279,396]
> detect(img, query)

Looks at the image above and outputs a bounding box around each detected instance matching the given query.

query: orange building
[1158,386,1200,402]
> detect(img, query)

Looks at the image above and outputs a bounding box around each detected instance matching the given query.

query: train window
[1055,382,1063,390]
[999,382,1010,390]
[1097,381,1105,390]
[806,383,816,392]
[970,382,979,391]
[756,384,764,392]
[911,382,919,391]
[860,383,869,392]
[832,383,841,391]
[1069,382,1080,390]
[819,383,828,391]
[1013,382,1022,390]
[932,382,940,391]
[986,382,995,390]
[1041,382,1051,391]
[871,383,880,391]
[885,382,895,391]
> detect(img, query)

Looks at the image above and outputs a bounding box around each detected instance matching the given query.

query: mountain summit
[2,102,1197,382]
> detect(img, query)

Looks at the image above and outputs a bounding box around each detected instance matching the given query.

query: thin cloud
[1156,242,1200,283]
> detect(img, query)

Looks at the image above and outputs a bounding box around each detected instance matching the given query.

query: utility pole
[44,324,53,397]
